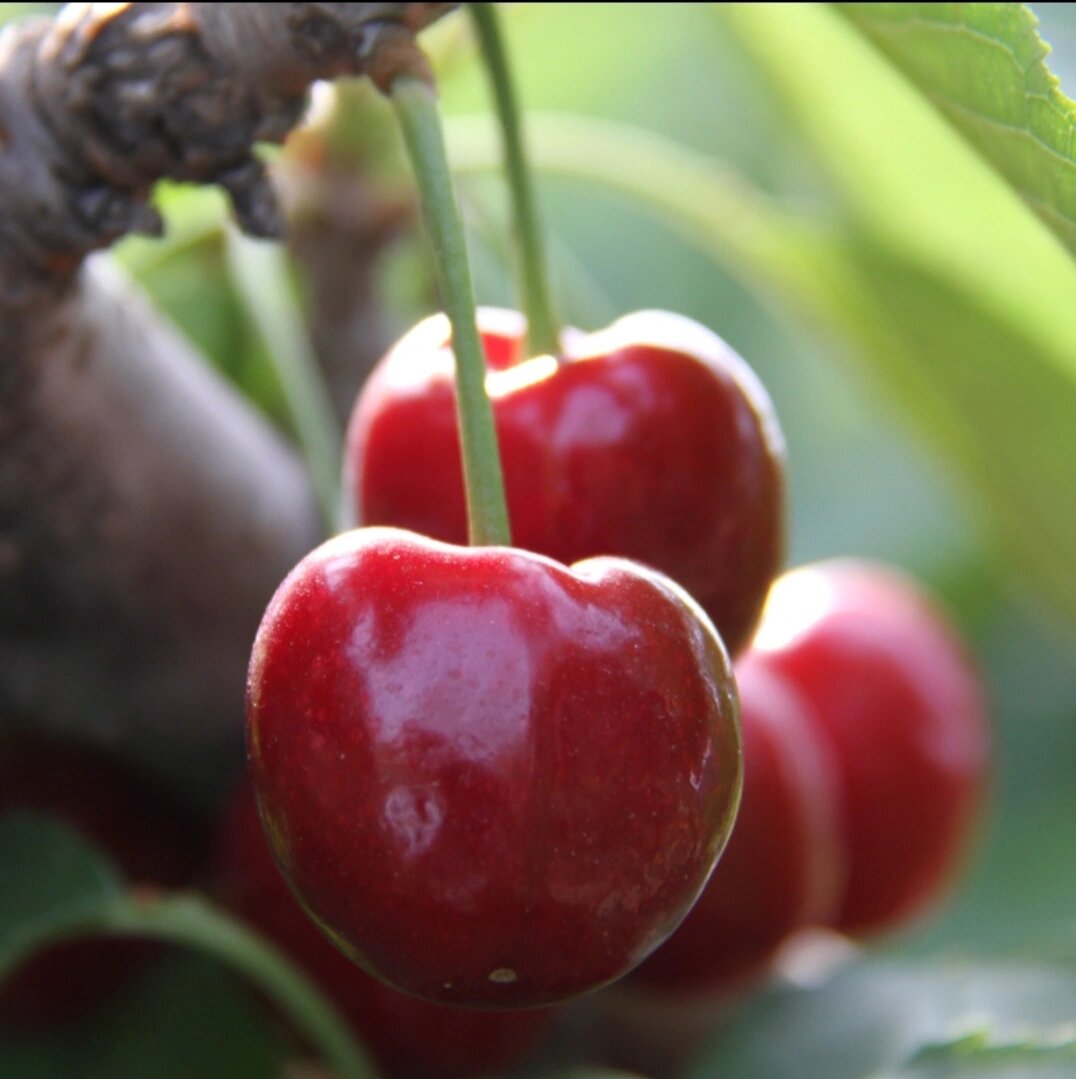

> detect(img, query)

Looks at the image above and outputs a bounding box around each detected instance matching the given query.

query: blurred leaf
[809,235,1076,626]
[225,229,342,531]
[0,813,121,975]
[712,3,1076,620]
[837,3,1076,256]
[894,1028,1076,1078]
[0,815,376,1079]
[114,183,231,276]
[688,956,1076,1079]
[111,184,293,432]
[715,3,1076,341]
[87,955,286,1079]
[0,954,287,1079]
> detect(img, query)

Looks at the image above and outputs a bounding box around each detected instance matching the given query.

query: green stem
[0,893,379,1079]
[226,230,343,534]
[390,75,511,547]
[468,2,560,357]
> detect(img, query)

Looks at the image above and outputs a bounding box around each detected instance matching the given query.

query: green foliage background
[2,3,1075,1076]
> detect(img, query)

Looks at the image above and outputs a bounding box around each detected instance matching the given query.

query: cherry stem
[226,229,343,534]
[468,3,561,358]
[390,74,512,548]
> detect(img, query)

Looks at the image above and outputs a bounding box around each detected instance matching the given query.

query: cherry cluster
[0,305,990,1079]
[239,306,990,1050]
[0,11,990,1077]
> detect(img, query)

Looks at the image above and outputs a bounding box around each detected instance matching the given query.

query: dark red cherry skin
[0,736,208,1026]
[215,782,554,1079]
[345,308,784,656]
[748,561,991,936]
[246,527,742,1009]
[631,657,845,992]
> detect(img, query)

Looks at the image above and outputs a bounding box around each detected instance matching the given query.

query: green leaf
[225,228,343,532]
[687,956,1076,1079]
[895,1027,1076,1077]
[0,814,378,1079]
[111,185,294,433]
[711,2,1076,620]
[0,812,122,978]
[807,233,1076,623]
[837,3,1076,257]
[0,954,288,1079]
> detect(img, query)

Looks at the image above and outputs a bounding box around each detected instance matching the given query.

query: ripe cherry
[0,735,208,1025]
[246,527,742,1008]
[631,656,845,992]
[747,560,990,936]
[215,782,554,1079]
[345,308,784,656]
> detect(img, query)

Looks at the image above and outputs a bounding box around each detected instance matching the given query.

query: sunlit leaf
[838,3,1076,256]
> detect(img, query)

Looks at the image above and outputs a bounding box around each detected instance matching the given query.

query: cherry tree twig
[0,3,453,774]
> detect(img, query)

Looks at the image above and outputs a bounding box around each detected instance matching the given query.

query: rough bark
[0,3,453,769]
[0,2,451,310]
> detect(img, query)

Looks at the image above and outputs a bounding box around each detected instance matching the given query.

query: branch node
[218,157,285,239]
[364,20,434,94]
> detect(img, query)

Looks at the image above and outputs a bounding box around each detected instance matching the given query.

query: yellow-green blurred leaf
[838,3,1076,256]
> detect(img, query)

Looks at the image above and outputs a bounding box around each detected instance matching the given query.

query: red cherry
[215,782,553,1079]
[345,308,784,655]
[631,656,845,992]
[246,527,742,1008]
[748,561,990,936]
[0,736,208,1025]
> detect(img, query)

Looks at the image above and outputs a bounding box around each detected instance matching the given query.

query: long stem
[0,893,380,1079]
[390,75,512,547]
[226,229,343,533]
[468,3,560,357]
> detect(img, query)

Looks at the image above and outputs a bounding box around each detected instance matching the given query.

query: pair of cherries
[245,306,988,1015]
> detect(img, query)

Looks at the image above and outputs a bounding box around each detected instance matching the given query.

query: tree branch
[0,2,454,775]
[0,2,452,310]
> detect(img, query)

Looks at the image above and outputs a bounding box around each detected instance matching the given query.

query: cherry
[747,560,990,936]
[246,526,742,1008]
[631,657,845,992]
[215,781,554,1079]
[0,735,208,1025]
[345,308,784,656]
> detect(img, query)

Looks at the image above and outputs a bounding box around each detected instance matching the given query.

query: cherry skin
[747,560,991,936]
[246,527,742,1009]
[345,308,784,656]
[214,782,554,1079]
[631,657,846,993]
[0,735,208,1026]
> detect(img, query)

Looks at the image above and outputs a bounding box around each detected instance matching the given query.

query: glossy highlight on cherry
[246,526,742,1008]
[346,308,785,656]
